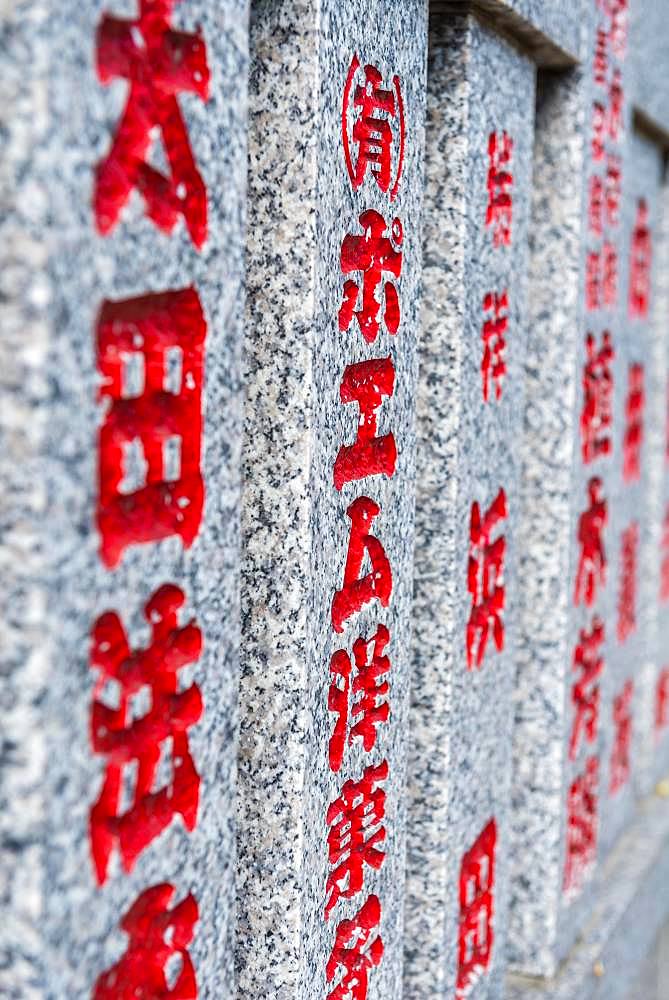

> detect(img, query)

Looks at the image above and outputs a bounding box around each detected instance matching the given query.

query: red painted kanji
[588,175,604,236]
[466,489,507,670]
[486,131,513,247]
[581,330,614,464]
[328,625,390,773]
[602,241,618,307]
[341,57,405,199]
[326,895,383,1000]
[617,522,638,643]
[325,761,388,918]
[610,680,633,794]
[95,0,210,247]
[586,251,601,312]
[331,497,393,634]
[608,68,623,140]
[660,505,669,602]
[656,668,669,731]
[564,756,599,896]
[89,584,203,885]
[93,883,198,999]
[609,0,628,58]
[622,363,644,482]
[629,198,651,318]
[96,289,206,568]
[574,477,607,607]
[334,358,397,490]
[339,210,403,344]
[457,820,497,1000]
[605,154,622,226]
[481,290,508,403]
[569,616,604,761]
[592,101,607,161]
[593,26,609,86]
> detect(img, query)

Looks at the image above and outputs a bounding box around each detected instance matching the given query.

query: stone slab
[237,2,427,998]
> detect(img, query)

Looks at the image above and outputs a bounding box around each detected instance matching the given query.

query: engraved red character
[96,289,206,569]
[608,68,623,140]
[660,505,669,602]
[486,131,513,247]
[457,819,497,1000]
[339,211,403,344]
[334,358,397,490]
[89,584,203,885]
[564,756,599,896]
[622,363,644,482]
[325,761,388,918]
[574,477,607,607]
[466,489,507,670]
[602,241,618,307]
[609,0,628,58]
[581,330,614,464]
[326,895,383,1000]
[481,290,508,403]
[93,883,198,999]
[332,497,393,634]
[593,26,609,86]
[592,101,607,162]
[341,56,405,199]
[629,198,651,318]
[656,669,669,731]
[588,175,604,237]
[586,251,601,312]
[328,625,390,772]
[617,522,638,643]
[569,616,605,761]
[610,680,633,794]
[95,0,210,248]
[605,154,622,226]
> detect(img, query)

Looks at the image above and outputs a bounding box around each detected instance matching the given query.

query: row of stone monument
[2,0,669,997]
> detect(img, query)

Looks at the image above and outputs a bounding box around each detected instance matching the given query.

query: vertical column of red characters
[323,56,407,1000]
[566,0,628,898]
[89,3,210,996]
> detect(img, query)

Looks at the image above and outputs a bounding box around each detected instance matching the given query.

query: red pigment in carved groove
[605,154,622,226]
[96,288,206,568]
[629,198,652,318]
[328,624,391,772]
[616,522,638,643]
[574,477,607,608]
[486,131,513,247]
[339,210,403,344]
[89,584,203,885]
[331,496,393,634]
[481,290,508,403]
[656,669,669,731]
[564,755,599,896]
[326,895,383,1000]
[457,819,497,1000]
[466,489,507,670]
[95,0,210,247]
[334,357,397,490]
[602,242,618,307]
[622,363,644,483]
[581,330,614,464]
[569,616,605,761]
[610,680,633,794]
[93,882,198,999]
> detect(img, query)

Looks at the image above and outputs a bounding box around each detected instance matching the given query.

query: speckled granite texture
[238,2,427,998]
[2,0,248,994]
[406,14,535,999]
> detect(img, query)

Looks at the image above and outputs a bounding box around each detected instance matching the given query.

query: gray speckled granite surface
[238,2,427,998]
[2,0,248,994]
[406,13,535,999]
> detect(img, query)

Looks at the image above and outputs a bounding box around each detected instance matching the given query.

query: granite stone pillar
[238,3,427,998]
[1,0,249,994]
[405,12,536,999]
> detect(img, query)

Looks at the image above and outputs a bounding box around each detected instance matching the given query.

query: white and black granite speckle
[2,0,249,994]
[238,2,427,997]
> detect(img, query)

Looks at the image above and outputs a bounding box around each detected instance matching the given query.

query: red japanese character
[610,680,633,794]
[608,69,624,140]
[602,241,618,307]
[466,489,507,670]
[564,756,599,896]
[332,497,393,634]
[588,175,604,237]
[609,0,628,58]
[581,330,614,464]
[622,363,644,482]
[341,56,405,199]
[328,625,391,772]
[586,251,601,312]
[457,819,497,1000]
[481,290,508,403]
[574,477,607,607]
[605,154,622,226]
[486,131,513,247]
[660,505,669,602]
[656,668,669,731]
[334,358,397,490]
[569,616,604,761]
[592,102,607,161]
[326,895,383,1000]
[593,27,609,86]
[629,198,652,318]
[93,883,198,999]
[95,0,210,247]
[325,761,388,918]
[89,584,203,884]
[617,522,638,643]
[339,211,403,344]
[96,289,206,568]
